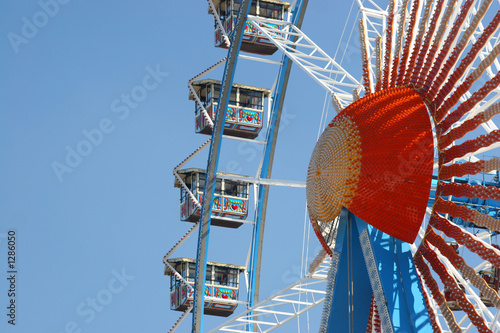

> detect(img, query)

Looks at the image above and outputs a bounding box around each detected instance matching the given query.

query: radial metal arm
[246,15,361,109]
[209,257,334,332]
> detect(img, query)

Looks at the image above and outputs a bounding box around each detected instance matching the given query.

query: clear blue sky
[1,1,363,332]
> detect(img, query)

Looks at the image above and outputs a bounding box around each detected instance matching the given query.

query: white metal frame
[209,256,334,332]
[246,15,362,109]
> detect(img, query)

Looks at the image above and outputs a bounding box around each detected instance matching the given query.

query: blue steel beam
[327,209,372,333]
[355,213,433,333]
[248,0,310,312]
[325,208,432,332]
[191,1,252,332]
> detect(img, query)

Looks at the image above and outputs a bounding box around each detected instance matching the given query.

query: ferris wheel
[164,0,500,332]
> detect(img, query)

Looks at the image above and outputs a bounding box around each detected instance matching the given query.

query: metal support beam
[192,1,252,332]
[246,15,360,108]
[318,208,434,333]
[327,209,372,333]
[247,1,310,321]
[355,211,433,333]
[215,174,306,188]
[209,256,333,333]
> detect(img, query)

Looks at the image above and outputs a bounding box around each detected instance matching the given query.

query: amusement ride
[164,0,500,332]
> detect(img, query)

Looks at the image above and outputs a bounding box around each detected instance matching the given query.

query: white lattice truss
[208,256,336,332]
[246,15,362,109]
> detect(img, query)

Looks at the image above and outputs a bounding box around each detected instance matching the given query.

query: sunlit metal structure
[164,0,500,332]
